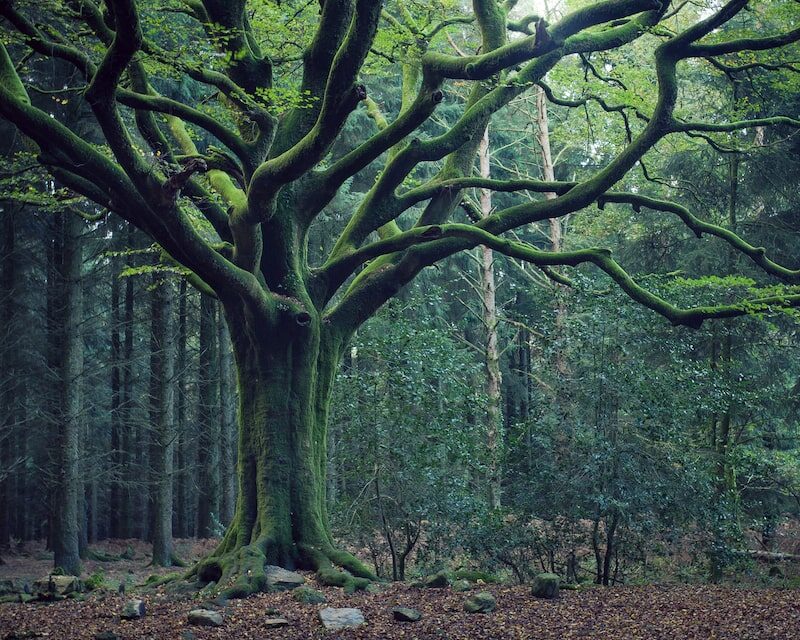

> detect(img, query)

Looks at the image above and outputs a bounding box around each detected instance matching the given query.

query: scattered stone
[0,580,16,596]
[94,632,119,640]
[264,618,290,628]
[424,572,450,588]
[198,596,227,611]
[179,631,196,640]
[319,607,365,630]
[453,579,472,592]
[168,581,200,595]
[199,580,217,595]
[120,599,146,620]
[531,572,560,599]
[188,608,224,627]
[292,586,326,604]
[464,591,496,614]
[264,565,305,592]
[392,607,422,622]
[265,607,282,616]
[33,575,80,598]
[769,565,784,578]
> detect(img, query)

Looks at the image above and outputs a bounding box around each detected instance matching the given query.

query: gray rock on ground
[424,572,450,588]
[292,585,326,604]
[392,607,422,622]
[264,565,306,591]
[120,599,146,620]
[188,608,224,627]
[453,579,472,592]
[464,591,496,613]
[531,572,560,599]
[33,575,80,597]
[319,607,365,630]
[264,618,290,628]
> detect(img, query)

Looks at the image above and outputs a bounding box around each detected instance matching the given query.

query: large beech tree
[1,0,800,594]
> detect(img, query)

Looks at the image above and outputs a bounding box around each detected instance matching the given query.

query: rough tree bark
[196,295,220,538]
[121,227,136,539]
[0,203,16,553]
[151,276,177,566]
[219,319,237,527]
[53,212,83,576]
[109,250,123,540]
[174,279,190,538]
[194,301,374,596]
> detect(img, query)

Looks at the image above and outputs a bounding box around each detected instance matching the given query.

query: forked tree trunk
[195,304,373,597]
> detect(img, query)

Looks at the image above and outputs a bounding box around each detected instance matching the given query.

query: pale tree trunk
[479,126,503,511]
[535,86,569,377]
[151,276,176,566]
[53,212,83,576]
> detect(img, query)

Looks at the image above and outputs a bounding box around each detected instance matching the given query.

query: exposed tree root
[299,543,376,593]
[143,571,184,589]
[85,549,122,562]
[186,538,377,599]
[148,553,187,569]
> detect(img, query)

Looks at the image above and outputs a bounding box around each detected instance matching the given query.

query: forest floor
[1,541,799,639]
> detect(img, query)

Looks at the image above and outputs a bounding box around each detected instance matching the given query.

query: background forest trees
[1,0,800,590]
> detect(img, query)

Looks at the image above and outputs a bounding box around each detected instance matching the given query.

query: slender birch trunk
[479,126,503,511]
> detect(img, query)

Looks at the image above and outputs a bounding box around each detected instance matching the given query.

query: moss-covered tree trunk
[196,302,373,597]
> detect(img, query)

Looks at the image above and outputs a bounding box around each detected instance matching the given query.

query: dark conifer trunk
[0,204,16,553]
[196,296,220,537]
[174,280,189,538]
[53,212,83,576]
[151,276,176,566]
[121,238,136,539]
[219,320,236,526]
[109,258,123,539]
